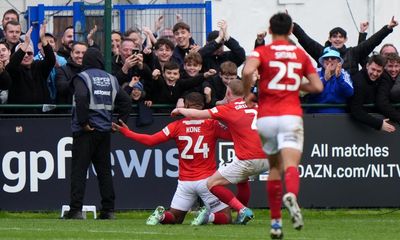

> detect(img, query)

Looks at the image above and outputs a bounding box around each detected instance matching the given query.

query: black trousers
[69,130,115,212]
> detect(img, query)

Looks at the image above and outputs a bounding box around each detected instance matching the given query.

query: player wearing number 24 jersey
[113,93,232,225]
[171,80,269,225]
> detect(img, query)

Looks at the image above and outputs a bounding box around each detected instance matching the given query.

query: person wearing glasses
[304,47,354,113]
[6,21,55,113]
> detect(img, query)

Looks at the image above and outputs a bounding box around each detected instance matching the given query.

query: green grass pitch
[0,209,399,239]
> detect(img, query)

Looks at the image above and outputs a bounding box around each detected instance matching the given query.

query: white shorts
[170,178,228,213]
[219,158,269,184]
[257,115,304,155]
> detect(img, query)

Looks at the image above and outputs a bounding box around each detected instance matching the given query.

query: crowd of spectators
[0,7,400,132]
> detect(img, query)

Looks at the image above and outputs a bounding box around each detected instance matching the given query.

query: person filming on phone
[112,38,152,87]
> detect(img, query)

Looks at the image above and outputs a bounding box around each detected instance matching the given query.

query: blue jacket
[306,68,354,113]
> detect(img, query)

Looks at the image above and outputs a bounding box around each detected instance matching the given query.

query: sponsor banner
[1,115,400,210]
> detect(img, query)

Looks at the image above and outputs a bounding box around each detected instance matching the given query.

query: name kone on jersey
[183,120,204,133]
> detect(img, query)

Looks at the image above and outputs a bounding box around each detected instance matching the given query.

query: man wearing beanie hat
[305,47,354,113]
[66,47,131,220]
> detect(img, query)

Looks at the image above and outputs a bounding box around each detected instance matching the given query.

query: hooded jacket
[72,48,131,132]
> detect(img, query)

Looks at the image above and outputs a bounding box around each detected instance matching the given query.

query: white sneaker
[146,206,165,225]
[191,206,209,226]
[283,193,303,230]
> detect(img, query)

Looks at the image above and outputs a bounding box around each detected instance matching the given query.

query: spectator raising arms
[6,22,55,112]
[292,16,398,75]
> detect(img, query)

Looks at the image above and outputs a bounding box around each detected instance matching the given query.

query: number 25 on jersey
[268,61,302,91]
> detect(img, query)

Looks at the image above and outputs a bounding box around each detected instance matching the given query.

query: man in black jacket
[55,41,87,110]
[292,16,398,76]
[112,38,152,86]
[376,53,400,124]
[349,54,395,132]
[6,22,55,113]
[65,47,131,220]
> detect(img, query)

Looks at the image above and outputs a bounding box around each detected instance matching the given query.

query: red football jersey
[208,98,267,160]
[120,118,231,181]
[249,39,316,117]
[163,118,231,181]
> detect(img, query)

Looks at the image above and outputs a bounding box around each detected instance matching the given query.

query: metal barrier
[26,1,212,54]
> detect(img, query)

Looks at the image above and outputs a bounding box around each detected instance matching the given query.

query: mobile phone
[132,49,140,55]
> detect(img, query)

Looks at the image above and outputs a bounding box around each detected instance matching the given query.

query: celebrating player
[242,12,323,239]
[172,79,269,225]
[113,92,232,225]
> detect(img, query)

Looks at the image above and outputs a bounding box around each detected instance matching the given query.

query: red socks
[285,166,300,196]
[160,211,175,224]
[236,181,250,206]
[213,212,230,224]
[267,180,282,219]
[210,185,244,211]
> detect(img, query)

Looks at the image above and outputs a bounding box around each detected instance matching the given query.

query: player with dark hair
[172,79,269,225]
[113,92,232,225]
[242,12,323,239]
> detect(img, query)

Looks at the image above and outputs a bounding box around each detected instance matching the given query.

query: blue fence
[26,1,212,54]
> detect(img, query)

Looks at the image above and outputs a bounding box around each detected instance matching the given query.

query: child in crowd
[204,61,238,107]
[175,52,216,107]
[151,59,215,109]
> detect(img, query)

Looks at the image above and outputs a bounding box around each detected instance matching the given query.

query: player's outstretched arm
[112,119,129,132]
[300,73,323,93]
[113,120,168,146]
[171,107,211,119]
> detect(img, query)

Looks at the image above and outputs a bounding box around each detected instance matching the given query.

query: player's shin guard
[210,185,244,211]
[236,181,250,206]
[284,166,300,196]
[160,211,175,224]
[267,180,283,219]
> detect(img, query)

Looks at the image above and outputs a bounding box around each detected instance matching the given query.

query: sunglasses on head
[25,51,33,56]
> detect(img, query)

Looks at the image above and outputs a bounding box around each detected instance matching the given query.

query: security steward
[65,47,131,220]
